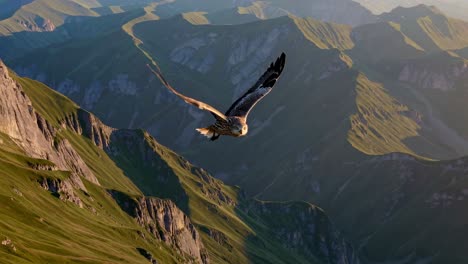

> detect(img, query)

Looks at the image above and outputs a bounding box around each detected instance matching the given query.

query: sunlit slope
[0,8,145,60]
[379,5,468,51]
[7,5,468,264]
[0,67,182,264]
[0,0,98,36]
[247,0,377,26]
[355,0,468,21]
[0,63,358,263]
[10,12,457,191]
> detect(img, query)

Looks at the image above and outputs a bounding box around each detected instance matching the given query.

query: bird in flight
[148,52,286,141]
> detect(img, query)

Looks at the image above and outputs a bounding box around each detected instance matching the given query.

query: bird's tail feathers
[196,127,219,141]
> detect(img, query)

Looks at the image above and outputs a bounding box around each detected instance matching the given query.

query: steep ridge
[0,60,360,263]
[354,0,468,21]
[0,0,97,36]
[236,0,377,26]
[10,8,468,264]
[0,0,379,60]
[0,8,148,60]
[12,14,427,161]
[348,6,468,160]
[206,2,287,25]
[378,5,468,51]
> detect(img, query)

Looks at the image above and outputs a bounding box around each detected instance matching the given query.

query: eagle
[148,52,286,141]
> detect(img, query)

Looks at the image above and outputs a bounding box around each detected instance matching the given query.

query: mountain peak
[382,4,445,21]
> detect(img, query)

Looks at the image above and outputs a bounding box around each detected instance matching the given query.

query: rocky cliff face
[244,201,361,264]
[0,60,210,263]
[110,191,209,264]
[399,59,468,91]
[0,60,98,190]
[0,59,364,263]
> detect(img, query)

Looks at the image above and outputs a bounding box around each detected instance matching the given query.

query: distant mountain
[8,13,466,264]
[0,0,377,60]
[354,0,468,21]
[377,5,468,51]
[0,60,360,263]
[205,2,287,25]
[236,0,377,26]
[6,2,468,264]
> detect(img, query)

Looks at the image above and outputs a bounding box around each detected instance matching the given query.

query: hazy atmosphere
[1,0,468,263]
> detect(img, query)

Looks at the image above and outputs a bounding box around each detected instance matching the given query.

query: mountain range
[3,0,468,263]
[354,0,468,21]
[0,60,361,263]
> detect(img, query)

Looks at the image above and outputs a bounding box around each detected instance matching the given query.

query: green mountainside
[4,2,468,264]
[378,5,468,51]
[0,0,378,59]
[0,61,360,263]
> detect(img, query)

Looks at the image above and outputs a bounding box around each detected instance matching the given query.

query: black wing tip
[280,52,286,60]
[272,52,286,73]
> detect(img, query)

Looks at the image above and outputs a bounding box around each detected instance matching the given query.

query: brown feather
[147,64,227,121]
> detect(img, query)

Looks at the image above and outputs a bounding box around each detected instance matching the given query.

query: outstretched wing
[147,64,227,121]
[225,52,286,118]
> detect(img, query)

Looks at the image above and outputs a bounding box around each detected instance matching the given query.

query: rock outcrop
[0,60,99,190]
[399,59,468,91]
[110,191,208,264]
[243,201,361,264]
[40,177,84,208]
[0,59,213,263]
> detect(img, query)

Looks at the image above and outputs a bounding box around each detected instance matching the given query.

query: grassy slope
[292,16,354,50]
[2,72,180,263]
[0,135,178,264]
[4,64,329,263]
[9,12,449,192]
[182,12,210,25]
[6,4,468,263]
[379,5,468,51]
[348,74,421,157]
[0,0,98,36]
[106,129,322,264]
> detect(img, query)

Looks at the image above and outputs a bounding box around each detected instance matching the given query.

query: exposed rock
[110,191,209,264]
[1,238,16,252]
[82,81,104,110]
[170,36,217,73]
[137,248,158,264]
[0,60,99,190]
[40,177,83,208]
[228,26,288,99]
[76,109,114,149]
[399,60,468,91]
[243,201,361,264]
[57,79,80,95]
[108,74,137,95]
[199,226,233,251]
[17,16,56,32]
[107,130,235,207]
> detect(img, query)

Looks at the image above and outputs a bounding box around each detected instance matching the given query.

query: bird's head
[232,124,248,137]
[229,117,248,137]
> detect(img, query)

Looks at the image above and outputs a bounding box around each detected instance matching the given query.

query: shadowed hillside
[4,2,468,263]
[0,60,360,263]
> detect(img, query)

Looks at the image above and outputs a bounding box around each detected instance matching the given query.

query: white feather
[196,128,213,138]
